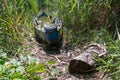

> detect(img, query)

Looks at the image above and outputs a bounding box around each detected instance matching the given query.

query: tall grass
[0,1,44,79]
[45,0,120,79]
[0,0,120,79]
[45,0,113,47]
[0,0,39,53]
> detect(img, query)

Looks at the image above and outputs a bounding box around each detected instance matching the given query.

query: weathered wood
[69,43,107,74]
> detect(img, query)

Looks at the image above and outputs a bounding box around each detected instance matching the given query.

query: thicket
[0,0,120,79]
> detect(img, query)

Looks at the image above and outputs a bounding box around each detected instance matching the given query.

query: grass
[0,0,120,79]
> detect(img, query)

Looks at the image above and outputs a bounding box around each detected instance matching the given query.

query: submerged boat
[34,12,63,46]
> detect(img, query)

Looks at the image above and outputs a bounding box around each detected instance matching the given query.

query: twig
[3,0,11,15]
[116,21,120,40]
[46,65,54,78]
[52,56,61,63]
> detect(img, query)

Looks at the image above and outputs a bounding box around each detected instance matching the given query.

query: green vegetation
[0,0,120,79]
